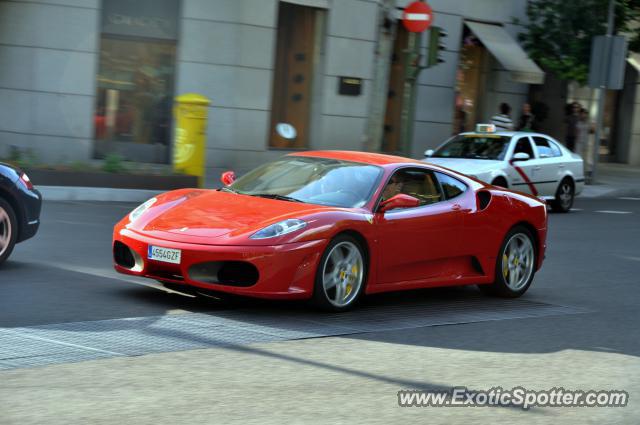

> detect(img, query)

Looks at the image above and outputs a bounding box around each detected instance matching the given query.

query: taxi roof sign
[476,123,496,133]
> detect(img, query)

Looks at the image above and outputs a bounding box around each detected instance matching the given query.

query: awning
[627,53,640,72]
[281,0,329,8]
[466,21,545,85]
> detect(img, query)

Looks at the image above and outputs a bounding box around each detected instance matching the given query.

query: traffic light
[427,26,447,68]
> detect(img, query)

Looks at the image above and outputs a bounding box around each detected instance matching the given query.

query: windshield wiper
[218,187,239,194]
[251,193,304,203]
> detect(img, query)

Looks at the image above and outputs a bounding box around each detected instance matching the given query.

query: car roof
[459,131,552,138]
[290,150,425,166]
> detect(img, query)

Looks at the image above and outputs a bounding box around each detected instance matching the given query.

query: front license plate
[148,245,181,264]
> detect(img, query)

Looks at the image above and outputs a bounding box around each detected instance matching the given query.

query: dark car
[0,163,42,264]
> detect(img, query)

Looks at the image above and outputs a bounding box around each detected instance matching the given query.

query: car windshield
[229,156,383,208]
[432,135,511,160]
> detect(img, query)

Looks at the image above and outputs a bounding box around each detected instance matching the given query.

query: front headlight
[250,219,306,239]
[129,197,157,222]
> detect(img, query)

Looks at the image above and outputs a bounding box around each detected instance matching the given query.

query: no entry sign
[402,1,433,33]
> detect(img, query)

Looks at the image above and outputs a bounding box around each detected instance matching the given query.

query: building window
[94,0,179,163]
[269,2,322,149]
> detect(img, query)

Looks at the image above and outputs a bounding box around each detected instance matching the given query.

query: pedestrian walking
[517,102,537,131]
[564,102,581,152]
[490,103,514,131]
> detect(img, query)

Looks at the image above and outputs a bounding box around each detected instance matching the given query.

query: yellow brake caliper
[503,254,509,278]
[345,264,358,296]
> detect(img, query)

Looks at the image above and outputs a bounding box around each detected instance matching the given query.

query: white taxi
[423,124,585,212]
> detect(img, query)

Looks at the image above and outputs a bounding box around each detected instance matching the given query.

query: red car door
[373,168,463,285]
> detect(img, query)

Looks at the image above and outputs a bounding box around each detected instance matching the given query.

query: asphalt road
[1,197,639,424]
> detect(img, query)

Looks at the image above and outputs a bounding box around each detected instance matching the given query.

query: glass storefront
[94,0,179,163]
[453,27,487,134]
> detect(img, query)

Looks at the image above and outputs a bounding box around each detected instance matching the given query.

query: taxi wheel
[0,198,18,266]
[550,178,574,213]
[479,225,536,298]
[313,234,367,312]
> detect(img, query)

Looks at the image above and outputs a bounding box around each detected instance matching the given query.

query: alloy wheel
[321,241,364,308]
[0,206,12,257]
[501,233,535,291]
[558,182,574,210]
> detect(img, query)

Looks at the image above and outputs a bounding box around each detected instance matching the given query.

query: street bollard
[173,93,210,187]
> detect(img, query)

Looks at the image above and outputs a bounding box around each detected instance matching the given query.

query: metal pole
[590,0,615,183]
[399,31,417,156]
[400,27,425,157]
[364,0,396,152]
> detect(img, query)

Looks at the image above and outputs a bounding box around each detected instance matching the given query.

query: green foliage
[69,161,92,172]
[102,154,126,173]
[7,146,38,169]
[518,0,640,85]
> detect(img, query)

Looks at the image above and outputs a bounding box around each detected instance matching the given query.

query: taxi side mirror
[512,152,530,161]
[221,171,236,186]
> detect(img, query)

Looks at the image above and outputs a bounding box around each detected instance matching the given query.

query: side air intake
[477,190,492,211]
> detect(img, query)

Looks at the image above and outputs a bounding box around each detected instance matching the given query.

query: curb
[37,184,638,203]
[578,184,640,199]
[39,186,162,203]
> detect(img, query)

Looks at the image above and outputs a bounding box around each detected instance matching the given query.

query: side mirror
[424,149,434,158]
[512,152,530,161]
[378,194,420,213]
[221,171,236,186]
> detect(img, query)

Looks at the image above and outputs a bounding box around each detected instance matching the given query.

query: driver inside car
[381,175,404,202]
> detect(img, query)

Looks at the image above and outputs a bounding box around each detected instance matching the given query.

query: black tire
[550,178,574,213]
[491,177,508,188]
[312,234,367,312]
[0,198,18,266]
[479,225,537,298]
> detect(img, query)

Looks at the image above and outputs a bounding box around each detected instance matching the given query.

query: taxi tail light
[19,173,34,190]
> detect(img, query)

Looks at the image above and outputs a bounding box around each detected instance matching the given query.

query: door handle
[451,204,462,211]
[533,166,541,171]
[558,164,565,168]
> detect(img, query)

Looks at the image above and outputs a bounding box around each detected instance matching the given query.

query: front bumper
[113,228,327,299]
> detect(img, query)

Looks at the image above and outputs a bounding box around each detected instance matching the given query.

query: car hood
[424,158,503,176]
[128,190,336,243]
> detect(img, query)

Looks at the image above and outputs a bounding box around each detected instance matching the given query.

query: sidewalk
[37,162,640,203]
[579,162,640,198]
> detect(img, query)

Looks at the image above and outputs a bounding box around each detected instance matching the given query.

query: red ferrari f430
[113,151,547,311]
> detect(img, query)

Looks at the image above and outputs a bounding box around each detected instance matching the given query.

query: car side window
[435,172,467,200]
[513,137,535,158]
[383,168,444,207]
[533,136,561,158]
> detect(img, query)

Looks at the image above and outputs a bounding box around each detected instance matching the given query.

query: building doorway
[269,2,323,149]
[602,89,620,160]
[453,26,488,134]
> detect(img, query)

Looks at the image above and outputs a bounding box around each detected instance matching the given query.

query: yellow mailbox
[173,93,210,187]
